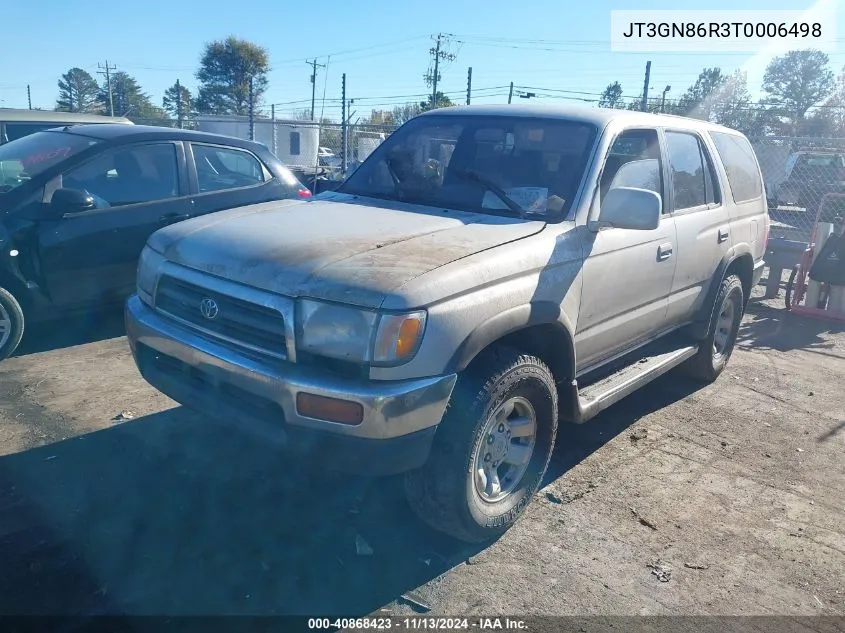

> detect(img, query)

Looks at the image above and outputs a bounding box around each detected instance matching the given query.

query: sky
[1,0,843,121]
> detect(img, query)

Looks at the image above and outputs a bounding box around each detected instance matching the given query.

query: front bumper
[125,294,457,475]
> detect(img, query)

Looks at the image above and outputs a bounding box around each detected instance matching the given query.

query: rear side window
[192,144,266,193]
[709,132,762,203]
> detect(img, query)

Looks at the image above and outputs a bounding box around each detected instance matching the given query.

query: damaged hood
[149,193,546,308]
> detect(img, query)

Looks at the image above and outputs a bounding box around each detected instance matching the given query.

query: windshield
[0,130,100,194]
[339,115,597,218]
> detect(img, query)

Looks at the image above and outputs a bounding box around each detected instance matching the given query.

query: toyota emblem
[199,297,219,320]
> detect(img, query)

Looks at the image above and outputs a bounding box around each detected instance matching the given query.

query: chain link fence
[751,136,845,244]
[130,115,398,188]
[129,117,845,244]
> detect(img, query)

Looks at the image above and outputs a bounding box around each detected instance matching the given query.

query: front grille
[154,275,287,358]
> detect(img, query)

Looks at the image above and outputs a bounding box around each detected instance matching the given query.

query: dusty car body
[125,104,769,542]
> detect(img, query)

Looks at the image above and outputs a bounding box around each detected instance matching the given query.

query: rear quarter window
[709,132,763,203]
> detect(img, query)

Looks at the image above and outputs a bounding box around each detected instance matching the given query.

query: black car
[0,124,312,359]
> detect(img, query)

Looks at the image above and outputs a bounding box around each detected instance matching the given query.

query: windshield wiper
[453,168,526,218]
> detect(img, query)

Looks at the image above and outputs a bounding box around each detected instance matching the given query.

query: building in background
[195,115,319,168]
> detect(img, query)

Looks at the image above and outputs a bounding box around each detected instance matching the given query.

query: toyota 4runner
[125,105,768,543]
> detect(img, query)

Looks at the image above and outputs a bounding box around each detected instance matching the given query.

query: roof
[0,108,132,124]
[56,123,265,148]
[420,103,742,135]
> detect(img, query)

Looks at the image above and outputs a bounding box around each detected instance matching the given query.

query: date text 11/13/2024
[307,617,529,630]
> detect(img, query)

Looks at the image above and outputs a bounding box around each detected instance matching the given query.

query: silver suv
[125,105,768,543]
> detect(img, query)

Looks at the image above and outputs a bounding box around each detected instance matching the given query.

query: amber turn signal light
[296,392,364,425]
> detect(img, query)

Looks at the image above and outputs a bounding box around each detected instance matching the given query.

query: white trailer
[194,115,320,168]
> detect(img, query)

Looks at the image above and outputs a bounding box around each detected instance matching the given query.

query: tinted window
[665,131,719,210]
[0,131,100,194]
[710,132,762,203]
[340,115,597,218]
[192,144,265,193]
[62,143,179,207]
[5,123,62,142]
[290,132,301,156]
[601,129,663,207]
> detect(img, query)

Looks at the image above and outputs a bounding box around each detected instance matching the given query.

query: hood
[149,193,546,308]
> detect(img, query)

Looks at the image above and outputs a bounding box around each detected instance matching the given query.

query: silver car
[125,104,769,543]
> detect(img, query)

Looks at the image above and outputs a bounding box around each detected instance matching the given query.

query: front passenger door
[576,128,678,372]
[37,142,189,310]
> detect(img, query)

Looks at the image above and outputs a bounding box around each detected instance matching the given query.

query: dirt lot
[0,285,843,618]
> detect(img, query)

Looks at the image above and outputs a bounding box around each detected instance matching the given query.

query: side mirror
[51,188,96,215]
[597,187,661,231]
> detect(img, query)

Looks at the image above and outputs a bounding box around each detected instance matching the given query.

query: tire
[0,287,25,361]
[681,275,744,383]
[404,346,558,543]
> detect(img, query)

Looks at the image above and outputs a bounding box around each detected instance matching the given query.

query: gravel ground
[0,281,843,618]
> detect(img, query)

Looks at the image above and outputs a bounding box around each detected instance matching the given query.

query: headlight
[296,298,426,365]
[137,245,165,303]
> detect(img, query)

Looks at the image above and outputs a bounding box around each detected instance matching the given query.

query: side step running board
[562,341,699,424]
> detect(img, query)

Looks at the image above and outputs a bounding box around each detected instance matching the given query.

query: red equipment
[785,193,845,322]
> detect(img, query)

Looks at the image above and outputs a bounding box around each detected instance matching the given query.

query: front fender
[445,300,576,374]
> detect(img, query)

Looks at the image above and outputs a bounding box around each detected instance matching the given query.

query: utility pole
[27,85,31,109]
[271,104,277,156]
[97,61,117,116]
[424,33,457,108]
[175,79,183,128]
[661,85,671,113]
[307,58,326,120]
[341,73,347,175]
[640,60,651,112]
[508,82,514,104]
[248,77,255,141]
[466,67,472,105]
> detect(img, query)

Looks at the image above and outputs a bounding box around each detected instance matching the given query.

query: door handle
[718,228,730,243]
[159,213,190,224]
[657,243,673,261]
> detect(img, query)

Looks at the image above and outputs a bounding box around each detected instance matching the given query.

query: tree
[598,81,625,109]
[162,81,193,120]
[56,68,102,113]
[419,92,454,112]
[98,71,160,118]
[675,68,726,120]
[818,65,845,136]
[762,49,835,132]
[392,103,423,125]
[195,36,270,115]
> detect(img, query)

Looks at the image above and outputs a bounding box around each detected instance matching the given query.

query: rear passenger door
[662,129,732,325]
[709,131,767,266]
[186,143,291,217]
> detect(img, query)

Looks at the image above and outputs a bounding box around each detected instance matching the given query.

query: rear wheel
[681,275,744,382]
[404,347,558,543]
[0,287,25,361]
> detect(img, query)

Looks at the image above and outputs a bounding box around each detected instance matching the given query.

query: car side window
[665,131,720,211]
[192,144,266,193]
[600,128,663,210]
[62,143,180,207]
[709,132,763,203]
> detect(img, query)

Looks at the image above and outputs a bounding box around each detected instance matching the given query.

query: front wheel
[0,287,25,361]
[681,274,744,382]
[404,347,558,543]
